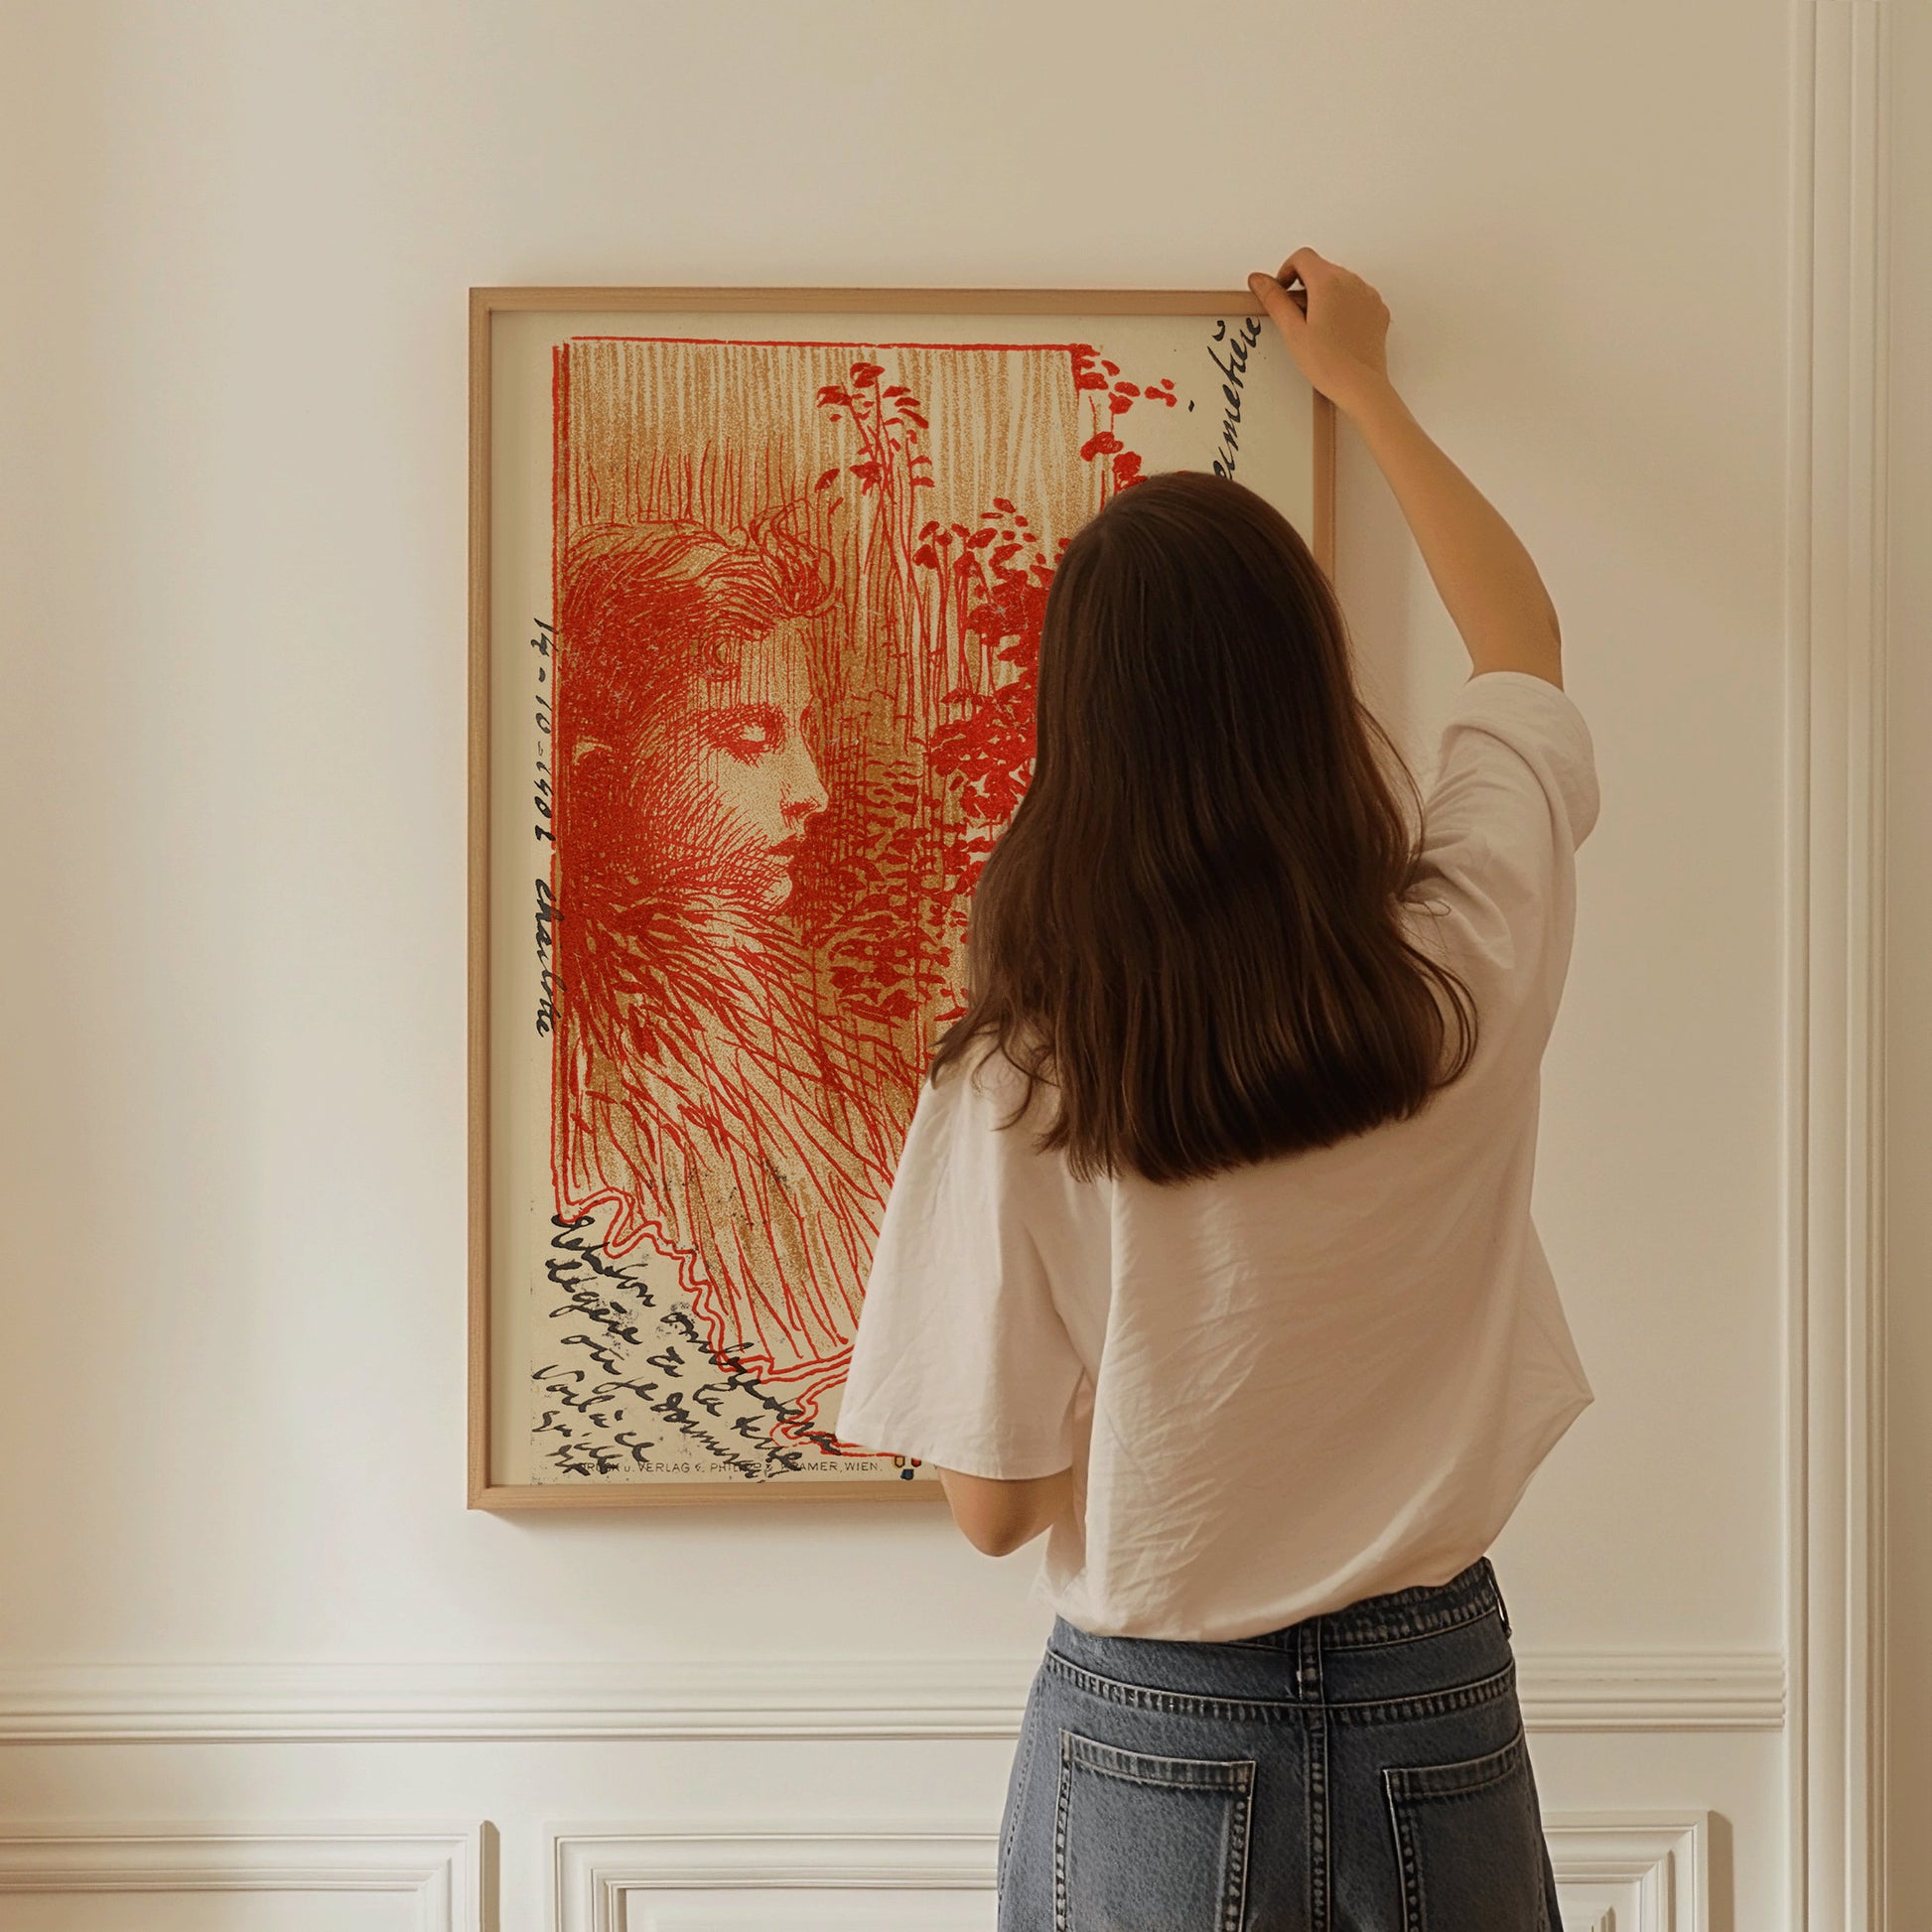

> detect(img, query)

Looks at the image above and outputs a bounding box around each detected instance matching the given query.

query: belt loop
[1487,1558,1513,1640]
[1296,1617,1322,1700]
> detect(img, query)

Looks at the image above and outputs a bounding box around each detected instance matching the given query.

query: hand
[1246,252,1563,683]
[1247,248,1392,417]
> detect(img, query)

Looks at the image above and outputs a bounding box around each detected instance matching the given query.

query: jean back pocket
[1383,1725,1550,1932]
[1053,1728,1254,1932]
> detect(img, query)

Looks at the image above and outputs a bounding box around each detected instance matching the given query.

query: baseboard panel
[550,1815,1711,1932]
[0,1824,483,1930]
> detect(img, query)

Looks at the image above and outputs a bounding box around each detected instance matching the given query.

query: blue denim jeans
[996,1556,1562,1931]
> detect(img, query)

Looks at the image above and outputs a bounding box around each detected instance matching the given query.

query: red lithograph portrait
[471,292,1330,1505]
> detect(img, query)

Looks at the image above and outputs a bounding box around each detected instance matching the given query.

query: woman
[836,248,1594,1927]
[555,506,902,1431]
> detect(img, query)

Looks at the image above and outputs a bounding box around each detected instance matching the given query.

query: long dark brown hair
[927,468,1477,1183]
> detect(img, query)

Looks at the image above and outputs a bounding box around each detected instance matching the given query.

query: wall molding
[0,1824,483,1930]
[0,1650,1781,1743]
[1784,1,1892,1928]
[550,1814,1710,1932]
[1540,1813,1713,1932]
[552,1829,991,1932]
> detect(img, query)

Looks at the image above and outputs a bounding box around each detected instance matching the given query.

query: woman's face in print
[634,619,828,911]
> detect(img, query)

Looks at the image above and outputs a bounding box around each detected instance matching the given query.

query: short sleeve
[1433,669,1599,850]
[1411,669,1600,1030]
[835,1044,1087,1480]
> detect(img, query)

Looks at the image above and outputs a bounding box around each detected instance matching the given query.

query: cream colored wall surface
[0,0,1853,1927]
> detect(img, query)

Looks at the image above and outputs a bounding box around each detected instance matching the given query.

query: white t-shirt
[835,668,1600,1642]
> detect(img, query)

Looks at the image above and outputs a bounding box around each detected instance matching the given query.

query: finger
[1258,266,1309,317]
[1280,246,1331,287]
[1247,270,1308,339]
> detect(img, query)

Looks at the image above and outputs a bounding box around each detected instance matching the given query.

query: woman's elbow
[971,1515,1044,1559]
[938,1466,1066,1557]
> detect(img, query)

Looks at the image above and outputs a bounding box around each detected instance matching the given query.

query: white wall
[0,2,1888,1927]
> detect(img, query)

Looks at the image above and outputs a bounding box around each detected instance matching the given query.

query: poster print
[471,288,1332,1507]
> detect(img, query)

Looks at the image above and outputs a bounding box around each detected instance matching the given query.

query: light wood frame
[468,285,1335,1510]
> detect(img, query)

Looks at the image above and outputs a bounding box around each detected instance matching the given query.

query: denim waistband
[1038,1556,1517,1722]
[1221,1554,1510,1652]
[1051,1555,1507,1657]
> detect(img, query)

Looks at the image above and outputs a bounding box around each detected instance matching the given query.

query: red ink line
[569,334,1090,353]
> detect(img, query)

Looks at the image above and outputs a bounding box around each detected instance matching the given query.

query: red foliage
[802,338,1175,1032]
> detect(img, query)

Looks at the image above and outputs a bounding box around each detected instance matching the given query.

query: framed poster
[470,285,1334,1508]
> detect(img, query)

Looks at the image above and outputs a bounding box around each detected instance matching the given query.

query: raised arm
[1248,248,1565,689]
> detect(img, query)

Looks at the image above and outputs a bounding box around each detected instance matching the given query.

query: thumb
[1247,270,1307,342]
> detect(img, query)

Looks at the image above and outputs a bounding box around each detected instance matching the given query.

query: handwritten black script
[534,1213,873,1481]
[1207,316,1264,480]
[530,620,561,1036]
